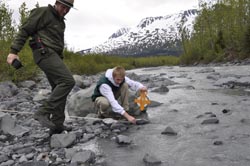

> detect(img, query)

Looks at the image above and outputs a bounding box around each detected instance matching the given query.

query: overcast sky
[3,0,198,51]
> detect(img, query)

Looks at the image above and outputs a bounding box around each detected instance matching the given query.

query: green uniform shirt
[11,5,65,57]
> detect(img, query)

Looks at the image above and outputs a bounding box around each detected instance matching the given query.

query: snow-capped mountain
[108,27,131,39]
[81,9,198,56]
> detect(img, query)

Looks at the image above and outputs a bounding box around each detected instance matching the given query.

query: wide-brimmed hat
[56,0,74,8]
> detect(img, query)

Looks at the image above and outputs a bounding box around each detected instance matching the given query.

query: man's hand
[123,112,136,124]
[140,86,148,92]
[7,53,19,65]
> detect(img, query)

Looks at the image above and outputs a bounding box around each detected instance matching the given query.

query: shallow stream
[96,65,250,166]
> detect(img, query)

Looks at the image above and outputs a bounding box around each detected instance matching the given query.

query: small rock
[201,118,219,125]
[50,133,77,148]
[19,155,28,163]
[102,118,117,126]
[0,160,15,166]
[213,141,223,145]
[161,126,177,136]
[115,135,132,145]
[71,150,95,164]
[136,119,150,125]
[222,109,232,115]
[0,155,9,163]
[143,153,162,165]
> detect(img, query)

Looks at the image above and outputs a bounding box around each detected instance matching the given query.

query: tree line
[180,0,250,64]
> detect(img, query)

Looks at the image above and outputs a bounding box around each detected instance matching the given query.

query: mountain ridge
[79,9,198,56]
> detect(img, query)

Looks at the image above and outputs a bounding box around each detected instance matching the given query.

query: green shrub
[1,38,180,82]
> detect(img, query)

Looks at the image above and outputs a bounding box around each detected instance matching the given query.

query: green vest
[91,75,124,101]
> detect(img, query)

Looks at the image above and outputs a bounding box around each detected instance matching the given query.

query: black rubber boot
[34,111,56,130]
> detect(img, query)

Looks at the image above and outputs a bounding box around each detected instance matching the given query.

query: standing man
[91,66,148,124]
[6,0,76,134]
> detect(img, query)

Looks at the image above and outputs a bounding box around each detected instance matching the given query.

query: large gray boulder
[66,85,96,117]
[66,86,142,117]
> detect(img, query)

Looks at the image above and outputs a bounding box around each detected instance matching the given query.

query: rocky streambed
[0,62,250,166]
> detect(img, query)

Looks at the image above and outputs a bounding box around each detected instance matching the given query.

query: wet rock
[207,72,221,80]
[222,109,233,115]
[127,72,152,83]
[169,109,179,112]
[196,68,215,73]
[136,119,150,125]
[223,76,250,88]
[143,153,162,166]
[169,84,195,90]
[151,85,169,93]
[214,77,237,87]
[50,133,77,148]
[239,76,250,86]
[115,135,132,145]
[201,118,219,125]
[209,114,217,118]
[197,112,217,119]
[196,114,204,119]
[147,100,163,108]
[240,118,250,125]
[102,118,117,126]
[213,140,223,145]
[110,122,128,132]
[161,126,177,136]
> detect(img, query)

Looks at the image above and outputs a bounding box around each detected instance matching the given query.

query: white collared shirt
[99,69,144,115]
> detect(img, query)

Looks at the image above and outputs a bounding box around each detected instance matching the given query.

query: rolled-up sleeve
[125,76,144,91]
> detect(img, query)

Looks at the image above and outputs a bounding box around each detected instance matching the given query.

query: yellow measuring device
[134,91,151,111]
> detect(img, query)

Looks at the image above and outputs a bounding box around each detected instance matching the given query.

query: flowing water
[96,65,250,166]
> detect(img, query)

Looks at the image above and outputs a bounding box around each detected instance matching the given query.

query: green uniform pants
[33,48,75,126]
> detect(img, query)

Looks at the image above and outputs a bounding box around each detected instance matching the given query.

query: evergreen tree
[0,2,15,41]
[181,0,250,63]
[19,2,30,26]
